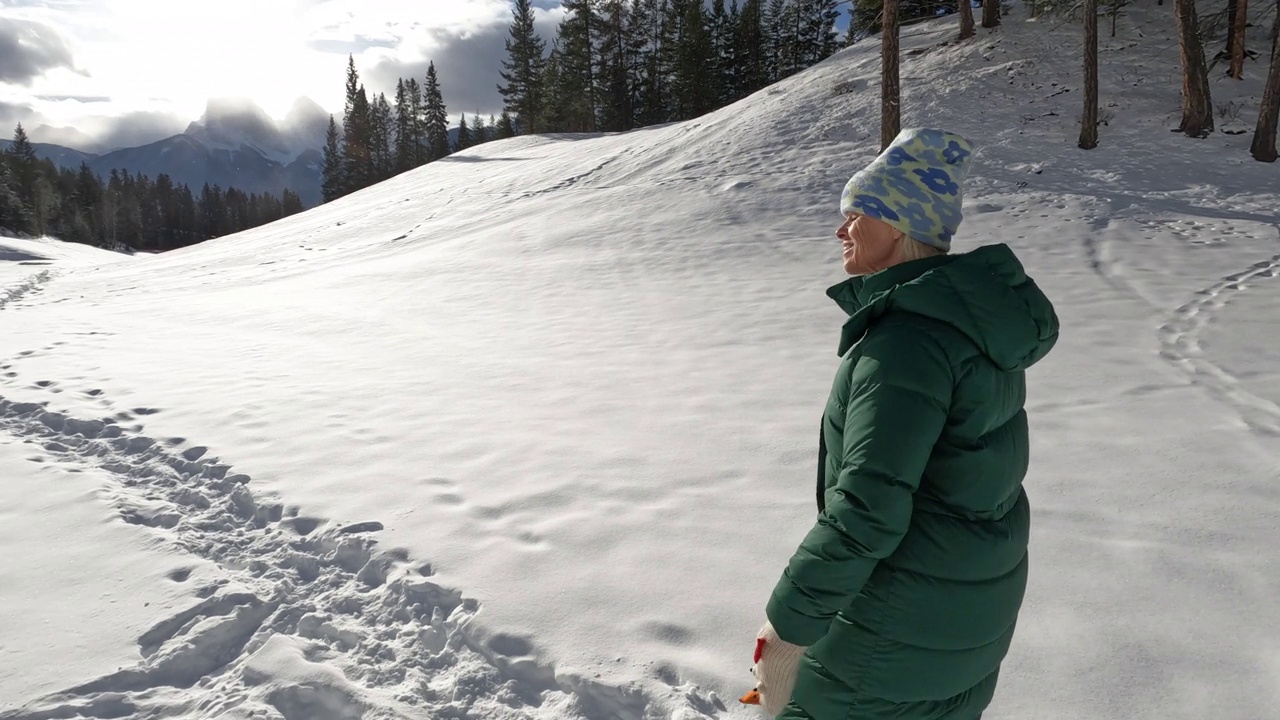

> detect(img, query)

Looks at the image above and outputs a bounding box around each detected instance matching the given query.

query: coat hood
[828,244,1059,371]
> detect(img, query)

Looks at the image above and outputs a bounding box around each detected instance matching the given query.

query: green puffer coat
[766,244,1059,720]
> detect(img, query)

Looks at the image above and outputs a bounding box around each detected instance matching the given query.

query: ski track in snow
[0,279,721,720]
[1156,229,1280,437]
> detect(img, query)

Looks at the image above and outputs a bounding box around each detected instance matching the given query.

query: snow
[2,4,1280,719]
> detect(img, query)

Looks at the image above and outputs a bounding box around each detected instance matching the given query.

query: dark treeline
[326,0,847,201]
[0,125,304,251]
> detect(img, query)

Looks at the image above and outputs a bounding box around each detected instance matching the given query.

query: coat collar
[826,255,953,356]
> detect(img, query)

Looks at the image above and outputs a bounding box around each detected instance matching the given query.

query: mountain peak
[185,97,289,158]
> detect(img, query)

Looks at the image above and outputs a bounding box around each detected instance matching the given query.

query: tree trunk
[882,0,901,150]
[1175,0,1214,137]
[1080,0,1099,149]
[959,0,976,40]
[1229,0,1248,78]
[1225,0,1238,59]
[1251,8,1280,161]
[982,0,1000,28]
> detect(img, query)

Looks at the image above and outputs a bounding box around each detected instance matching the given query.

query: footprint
[84,389,104,397]
[168,568,193,582]
[34,380,55,388]
[133,408,160,416]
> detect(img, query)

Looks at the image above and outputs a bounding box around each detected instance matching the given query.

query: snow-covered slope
[3,5,1279,719]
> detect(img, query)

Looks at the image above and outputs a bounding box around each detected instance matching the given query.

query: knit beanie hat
[839,128,974,251]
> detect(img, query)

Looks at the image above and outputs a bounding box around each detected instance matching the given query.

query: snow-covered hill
[2,5,1279,720]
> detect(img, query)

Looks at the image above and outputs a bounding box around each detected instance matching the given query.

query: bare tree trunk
[1225,0,1239,60]
[882,0,902,150]
[1251,8,1280,161]
[1080,0,1100,149]
[982,0,1001,28]
[1229,0,1248,78]
[959,0,976,40]
[1175,0,1215,137]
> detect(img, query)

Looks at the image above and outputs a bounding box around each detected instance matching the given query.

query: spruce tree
[7,123,39,210]
[321,115,345,202]
[556,0,600,132]
[455,114,472,152]
[538,43,565,132]
[499,0,548,134]
[497,110,517,139]
[630,0,668,125]
[674,0,714,119]
[370,93,394,181]
[0,158,29,235]
[406,78,426,167]
[394,79,415,173]
[423,62,451,160]
[341,57,372,193]
[473,113,489,145]
[736,0,768,94]
[597,0,636,131]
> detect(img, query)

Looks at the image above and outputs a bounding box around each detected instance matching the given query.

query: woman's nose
[836,223,850,241]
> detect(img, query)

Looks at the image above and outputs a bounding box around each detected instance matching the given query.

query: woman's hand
[743,621,807,717]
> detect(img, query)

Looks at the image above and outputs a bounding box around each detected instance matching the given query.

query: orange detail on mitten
[740,689,762,705]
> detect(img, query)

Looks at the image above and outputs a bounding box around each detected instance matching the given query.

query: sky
[0,0,565,152]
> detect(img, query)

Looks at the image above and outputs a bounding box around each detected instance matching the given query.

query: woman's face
[836,213,903,275]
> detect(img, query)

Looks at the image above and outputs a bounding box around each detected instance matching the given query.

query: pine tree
[341,56,372,193]
[406,78,426,167]
[557,0,600,132]
[423,62,451,160]
[7,123,39,210]
[0,158,29,235]
[499,0,548,134]
[369,92,394,181]
[539,42,570,132]
[497,110,517,139]
[804,0,841,65]
[736,0,768,94]
[630,0,668,125]
[1079,0,1099,149]
[709,0,732,104]
[394,79,415,173]
[322,115,345,202]
[455,114,472,152]
[486,114,499,143]
[1175,0,1213,137]
[473,113,489,145]
[765,0,793,81]
[597,0,636,131]
[1251,7,1280,161]
[673,0,714,119]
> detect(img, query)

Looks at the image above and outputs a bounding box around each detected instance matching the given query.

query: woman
[750,129,1059,719]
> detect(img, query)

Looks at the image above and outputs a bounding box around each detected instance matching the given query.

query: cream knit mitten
[750,622,807,717]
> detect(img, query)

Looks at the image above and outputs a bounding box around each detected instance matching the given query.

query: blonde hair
[898,234,946,262]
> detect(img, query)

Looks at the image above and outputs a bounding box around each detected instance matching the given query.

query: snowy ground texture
[3,4,1280,719]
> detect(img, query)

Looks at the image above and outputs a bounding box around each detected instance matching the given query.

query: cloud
[25,107,185,152]
[0,17,78,85]
[0,100,35,131]
[361,6,562,121]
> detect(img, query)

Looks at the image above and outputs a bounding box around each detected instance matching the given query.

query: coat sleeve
[766,322,953,647]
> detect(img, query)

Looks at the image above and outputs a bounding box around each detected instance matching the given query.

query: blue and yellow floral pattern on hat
[839,128,974,251]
